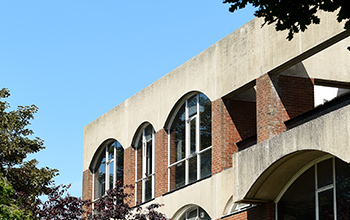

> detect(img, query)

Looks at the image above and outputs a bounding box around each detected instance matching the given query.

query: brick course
[82,169,93,201]
[124,146,135,206]
[155,129,169,197]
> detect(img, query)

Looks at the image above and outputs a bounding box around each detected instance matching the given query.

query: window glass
[178,206,211,220]
[189,157,197,184]
[199,93,211,151]
[116,143,124,184]
[278,167,315,220]
[200,149,212,179]
[135,124,154,203]
[175,162,185,188]
[318,189,334,220]
[188,95,197,117]
[335,158,350,219]
[173,105,186,162]
[145,176,152,202]
[190,118,196,154]
[109,160,114,190]
[93,141,124,199]
[98,157,106,198]
[278,157,350,220]
[317,159,333,188]
[169,93,212,190]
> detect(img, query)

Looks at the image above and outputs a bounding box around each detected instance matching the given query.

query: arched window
[168,93,212,190]
[135,124,155,203]
[178,206,211,220]
[93,140,124,199]
[277,157,350,220]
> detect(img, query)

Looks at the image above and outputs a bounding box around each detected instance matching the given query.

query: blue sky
[0,1,255,197]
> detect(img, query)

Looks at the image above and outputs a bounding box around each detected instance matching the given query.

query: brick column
[256,73,314,143]
[82,169,93,201]
[124,146,135,206]
[155,128,168,197]
[212,98,257,174]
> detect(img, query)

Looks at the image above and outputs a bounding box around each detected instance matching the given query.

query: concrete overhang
[232,102,350,204]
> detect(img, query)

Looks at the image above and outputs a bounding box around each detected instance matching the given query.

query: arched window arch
[277,156,350,219]
[135,124,155,203]
[168,93,212,190]
[93,140,124,199]
[177,205,211,220]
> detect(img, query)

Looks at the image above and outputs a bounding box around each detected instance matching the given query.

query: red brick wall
[155,129,169,197]
[124,146,135,206]
[82,169,93,201]
[256,74,314,143]
[225,99,256,140]
[277,75,314,118]
[212,98,256,174]
[222,202,275,220]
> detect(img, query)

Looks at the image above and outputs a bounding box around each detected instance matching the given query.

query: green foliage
[0,175,32,220]
[223,0,350,40]
[0,88,58,218]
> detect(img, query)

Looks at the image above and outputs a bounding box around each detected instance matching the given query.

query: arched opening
[167,92,212,190]
[133,123,155,204]
[90,139,124,200]
[277,156,350,220]
[174,205,211,220]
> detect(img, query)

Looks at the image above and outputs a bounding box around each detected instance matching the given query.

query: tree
[34,184,89,220]
[0,88,58,218]
[86,180,166,220]
[0,88,166,219]
[223,0,350,40]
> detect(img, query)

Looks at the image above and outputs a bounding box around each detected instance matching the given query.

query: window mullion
[113,144,116,188]
[196,94,200,180]
[333,157,337,220]
[168,128,171,192]
[105,146,109,193]
[185,100,189,185]
[315,164,319,220]
[142,130,146,202]
[135,141,138,204]
[152,129,155,199]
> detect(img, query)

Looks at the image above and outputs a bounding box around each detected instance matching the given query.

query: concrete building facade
[83,11,350,220]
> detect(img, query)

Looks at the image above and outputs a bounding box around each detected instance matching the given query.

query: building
[83,11,350,220]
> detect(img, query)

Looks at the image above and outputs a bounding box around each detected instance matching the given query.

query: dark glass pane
[317,158,333,188]
[190,118,196,154]
[200,149,211,178]
[145,125,152,141]
[116,142,124,185]
[199,207,211,220]
[172,105,185,161]
[109,161,114,190]
[145,176,152,202]
[175,162,185,189]
[137,142,143,181]
[187,208,197,219]
[199,94,211,150]
[319,189,334,220]
[189,157,197,184]
[336,158,350,219]
[188,95,197,117]
[98,157,106,198]
[146,141,152,175]
[278,167,315,220]
[108,142,115,161]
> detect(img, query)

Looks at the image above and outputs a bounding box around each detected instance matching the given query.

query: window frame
[168,93,212,191]
[93,140,124,201]
[276,156,339,220]
[135,124,155,203]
